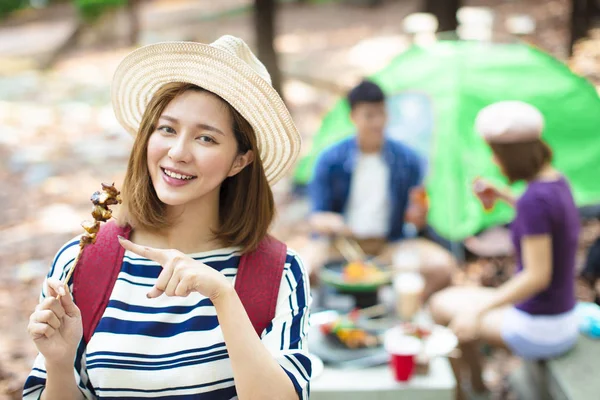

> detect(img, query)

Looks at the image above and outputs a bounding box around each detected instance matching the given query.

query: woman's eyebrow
[159,115,224,136]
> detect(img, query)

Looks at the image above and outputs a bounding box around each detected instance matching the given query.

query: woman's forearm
[479,272,546,315]
[213,285,298,400]
[498,187,516,206]
[41,363,84,400]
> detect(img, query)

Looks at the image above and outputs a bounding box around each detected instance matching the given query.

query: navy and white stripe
[23,237,312,399]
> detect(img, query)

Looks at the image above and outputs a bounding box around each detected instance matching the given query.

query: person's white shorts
[501,307,579,360]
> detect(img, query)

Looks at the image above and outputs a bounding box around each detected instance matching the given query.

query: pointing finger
[118,236,168,264]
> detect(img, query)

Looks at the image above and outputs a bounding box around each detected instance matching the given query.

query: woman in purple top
[430,101,580,400]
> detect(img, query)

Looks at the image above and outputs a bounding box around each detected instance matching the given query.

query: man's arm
[308,152,350,236]
[411,150,426,187]
[309,152,334,213]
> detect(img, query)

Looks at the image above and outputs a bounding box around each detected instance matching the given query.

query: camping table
[310,356,456,400]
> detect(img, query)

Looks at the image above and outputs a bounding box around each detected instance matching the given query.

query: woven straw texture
[111,36,301,184]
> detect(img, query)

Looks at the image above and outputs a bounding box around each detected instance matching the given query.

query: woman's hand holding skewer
[27,277,83,368]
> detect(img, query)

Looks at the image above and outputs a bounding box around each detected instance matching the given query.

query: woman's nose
[168,136,192,163]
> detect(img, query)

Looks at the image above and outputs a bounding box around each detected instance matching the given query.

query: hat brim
[111,41,301,185]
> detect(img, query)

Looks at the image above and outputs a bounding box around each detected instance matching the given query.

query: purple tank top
[511,176,580,315]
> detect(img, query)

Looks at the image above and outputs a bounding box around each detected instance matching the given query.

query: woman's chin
[156,193,190,207]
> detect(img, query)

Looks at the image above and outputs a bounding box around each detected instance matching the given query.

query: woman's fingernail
[59,287,66,296]
[117,235,124,240]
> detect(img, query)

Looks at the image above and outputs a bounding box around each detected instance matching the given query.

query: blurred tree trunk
[254,0,284,99]
[125,0,141,46]
[423,0,461,33]
[40,18,84,69]
[569,0,599,55]
[41,0,139,69]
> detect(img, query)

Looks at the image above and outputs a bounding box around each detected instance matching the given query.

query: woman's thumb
[58,284,80,317]
[46,277,66,298]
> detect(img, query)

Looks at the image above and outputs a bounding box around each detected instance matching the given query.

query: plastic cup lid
[393,272,425,292]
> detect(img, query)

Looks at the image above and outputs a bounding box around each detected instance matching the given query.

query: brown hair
[489,139,553,184]
[120,82,274,253]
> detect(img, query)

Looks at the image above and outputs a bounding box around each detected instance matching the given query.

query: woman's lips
[161,168,197,187]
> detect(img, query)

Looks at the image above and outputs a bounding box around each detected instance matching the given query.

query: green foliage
[0,0,27,19]
[74,0,126,22]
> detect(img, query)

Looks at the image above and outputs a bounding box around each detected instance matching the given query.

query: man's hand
[404,186,428,231]
[309,212,352,236]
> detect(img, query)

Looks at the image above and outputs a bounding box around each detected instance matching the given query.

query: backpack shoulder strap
[72,220,131,344]
[235,235,287,337]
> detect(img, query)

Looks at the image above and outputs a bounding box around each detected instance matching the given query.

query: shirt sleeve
[260,250,312,400]
[22,237,97,400]
[409,149,426,187]
[309,151,334,213]
[516,192,552,236]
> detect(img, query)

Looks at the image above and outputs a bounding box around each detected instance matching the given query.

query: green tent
[294,40,600,240]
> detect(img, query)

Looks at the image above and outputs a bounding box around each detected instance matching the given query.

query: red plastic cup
[390,352,416,381]
[384,327,421,382]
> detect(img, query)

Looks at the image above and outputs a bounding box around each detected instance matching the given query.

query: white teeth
[163,168,194,180]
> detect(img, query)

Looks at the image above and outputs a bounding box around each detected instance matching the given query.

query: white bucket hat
[475,101,544,143]
[111,35,301,185]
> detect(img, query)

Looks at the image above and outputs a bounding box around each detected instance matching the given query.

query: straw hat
[475,101,544,143]
[111,35,301,185]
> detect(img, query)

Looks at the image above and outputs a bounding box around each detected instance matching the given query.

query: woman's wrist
[43,359,84,400]
[473,304,488,320]
[498,188,515,204]
[45,357,75,374]
[209,277,236,306]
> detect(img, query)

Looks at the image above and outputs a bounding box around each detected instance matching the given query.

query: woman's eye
[158,125,175,134]
[197,136,216,144]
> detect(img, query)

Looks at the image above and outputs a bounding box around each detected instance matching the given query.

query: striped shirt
[23,237,312,399]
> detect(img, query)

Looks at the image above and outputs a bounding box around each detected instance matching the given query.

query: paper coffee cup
[394,272,425,320]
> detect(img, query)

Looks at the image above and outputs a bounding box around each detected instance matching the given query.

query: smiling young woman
[24,37,310,400]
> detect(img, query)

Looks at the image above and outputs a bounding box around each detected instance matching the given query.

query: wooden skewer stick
[334,236,358,262]
[59,215,118,291]
[341,236,382,270]
[61,249,83,290]
[337,236,363,261]
[345,237,368,261]
[355,303,387,318]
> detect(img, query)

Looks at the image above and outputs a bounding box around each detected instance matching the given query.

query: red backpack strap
[72,220,131,344]
[235,235,287,337]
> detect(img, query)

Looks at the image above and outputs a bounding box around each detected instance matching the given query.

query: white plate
[388,324,458,358]
[422,325,458,358]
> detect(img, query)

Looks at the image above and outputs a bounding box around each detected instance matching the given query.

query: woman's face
[146,90,252,208]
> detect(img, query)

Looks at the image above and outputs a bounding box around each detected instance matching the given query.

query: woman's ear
[228,150,254,177]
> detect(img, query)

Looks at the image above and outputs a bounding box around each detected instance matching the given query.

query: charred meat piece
[79,234,95,248]
[91,190,119,206]
[101,182,120,198]
[81,220,101,235]
[91,183,122,206]
[62,183,123,286]
[91,205,113,222]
